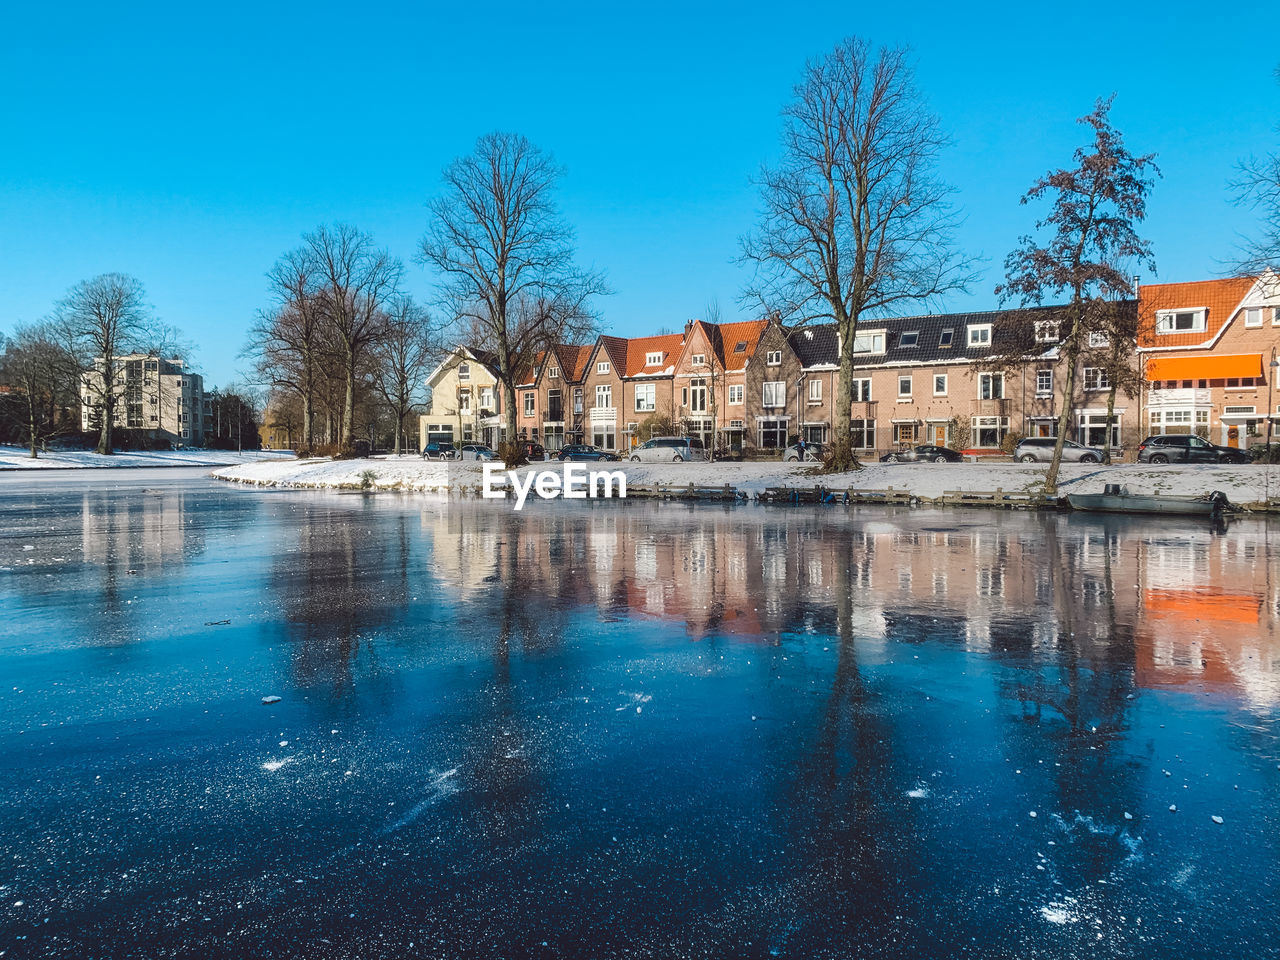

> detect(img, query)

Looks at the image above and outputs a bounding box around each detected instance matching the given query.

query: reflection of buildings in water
[80,490,201,568]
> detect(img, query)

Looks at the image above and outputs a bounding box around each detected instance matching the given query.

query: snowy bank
[211,454,1280,506]
[0,446,295,471]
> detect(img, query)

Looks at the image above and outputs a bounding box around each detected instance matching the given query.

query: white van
[628,437,708,462]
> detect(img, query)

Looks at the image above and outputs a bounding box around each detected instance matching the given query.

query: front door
[930,423,947,445]
[1038,423,1053,437]
[1227,425,1240,448]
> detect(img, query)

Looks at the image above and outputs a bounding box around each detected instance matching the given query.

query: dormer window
[1034,321,1059,343]
[939,329,954,348]
[967,324,992,347]
[1155,308,1207,334]
[692,353,706,366]
[597,361,611,374]
[852,331,886,354]
[1087,332,1108,348]
[899,331,919,347]
[645,352,663,366]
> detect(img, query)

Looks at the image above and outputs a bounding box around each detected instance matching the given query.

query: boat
[1066,484,1230,517]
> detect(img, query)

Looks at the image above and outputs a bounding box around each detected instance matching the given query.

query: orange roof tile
[622,333,686,378]
[707,319,769,371]
[1138,277,1256,348]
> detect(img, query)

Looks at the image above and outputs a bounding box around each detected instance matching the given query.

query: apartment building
[80,354,206,447]
[420,347,504,450]
[1137,275,1280,449]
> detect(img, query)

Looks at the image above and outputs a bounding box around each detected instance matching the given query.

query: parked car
[554,444,621,462]
[515,440,547,461]
[629,437,708,462]
[457,444,496,461]
[1013,437,1104,464]
[422,440,456,460]
[1136,434,1250,464]
[879,444,964,464]
[783,441,825,462]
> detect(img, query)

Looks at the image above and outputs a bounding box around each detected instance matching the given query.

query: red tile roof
[622,333,686,378]
[704,319,769,371]
[1138,277,1256,348]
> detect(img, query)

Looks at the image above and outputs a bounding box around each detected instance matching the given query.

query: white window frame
[899,331,919,347]
[762,381,785,408]
[852,331,886,355]
[728,384,744,405]
[595,384,612,408]
[523,392,535,416]
[633,382,656,412]
[1083,367,1110,391]
[1036,369,1053,396]
[597,361,611,374]
[645,351,662,366]
[967,324,992,347]
[933,374,947,396]
[1273,307,1280,327]
[691,353,706,366]
[457,362,470,381]
[1034,321,1059,343]
[808,379,822,404]
[1245,308,1263,328]
[897,375,912,399]
[978,372,1004,400]
[766,350,782,366]
[1087,332,1108,348]
[851,378,872,402]
[1155,308,1207,335]
[548,366,559,379]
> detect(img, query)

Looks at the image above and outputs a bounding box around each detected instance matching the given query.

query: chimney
[1132,275,1140,298]
[684,319,694,338]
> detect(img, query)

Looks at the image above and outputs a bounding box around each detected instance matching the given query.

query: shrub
[1001,430,1025,456]
[358,469,378,490]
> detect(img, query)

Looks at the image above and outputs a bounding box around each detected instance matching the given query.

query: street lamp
[1269,347,1279,451]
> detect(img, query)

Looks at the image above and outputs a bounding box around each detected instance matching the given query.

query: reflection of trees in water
[271,502,411,699]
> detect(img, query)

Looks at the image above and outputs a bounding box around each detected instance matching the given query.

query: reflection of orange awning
[1146,354,1263,382]
[1144,589,1261,625]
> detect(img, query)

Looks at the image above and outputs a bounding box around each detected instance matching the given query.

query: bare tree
[371,296,438,456]
[1231,65,1280,278]
[302,224,402,451]
[419,132,606,466]
[1,322,79,457]
[53,273,155,454]
[741,37,974,472]
[998,97,1157,494]
[1087,301,1143,464]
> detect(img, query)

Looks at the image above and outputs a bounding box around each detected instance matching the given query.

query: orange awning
[1146,353,1264,382]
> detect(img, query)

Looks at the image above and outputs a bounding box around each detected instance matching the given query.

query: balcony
[1147,387,1211,407]
[971,398,1010,416]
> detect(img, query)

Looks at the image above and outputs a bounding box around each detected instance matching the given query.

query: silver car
[628,437,708,462]
[1014,437,1104,464]
[783,441,824,462]
[457,444,496,461]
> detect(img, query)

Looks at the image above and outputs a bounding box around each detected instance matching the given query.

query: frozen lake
[1,469,1278,958]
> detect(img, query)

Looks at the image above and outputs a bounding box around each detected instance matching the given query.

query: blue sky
[1,1,1275,387]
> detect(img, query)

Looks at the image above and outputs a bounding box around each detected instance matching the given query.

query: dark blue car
[555,444,621,462]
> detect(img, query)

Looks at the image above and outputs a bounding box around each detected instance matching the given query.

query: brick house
[617,333,684,450]
[528,343,594,451]
[1137,275,1280,449]
[669,319,769,451]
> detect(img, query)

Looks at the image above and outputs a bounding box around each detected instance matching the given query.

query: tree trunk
[502,379,519,466]
[829,316,857,472]
[1047,342,1081,495]
[1102,382,1119,465]
[27,393,38,459]
[341,357,356,450]
[97,382,113,455]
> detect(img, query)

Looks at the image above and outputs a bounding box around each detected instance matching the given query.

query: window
[808,379,822,403]
[899,331,919,347]
[479,388,494,411]
[897,375,912,398]
[939,328,954,348]
[851,419,875,448]
[597,361,611,374]
[634,383,656,412]
[730,419,744,429]
[573,388,584,413]
[733,341,747,353]
[1155,309,1207,334]
[1078,413,1120,448]
[645,352,663,366]
[1245,308,1263,328]
[459,390,471,413]
[593,424,616,450]
[523,392,535,417]
[548,366,559,379]
[967,324,992,347]
[596,384,612,407]
[1036,369,1053,395]
[1274,307,1280,327]
[458,362,470,380]
[1034,321,1059,343]
[1088,332,1108,348]
[691,353,706,366]
[1224,405,1257,415]
[851,378,872,402]
[933,374,947,396]
[978,373,1004,399]
[690,378,708,413]
[728,384,743,405]
[758,419,787,448]
[762,381,785,408]
[852,331,886,354]
[893,423,917,443]
[1083,367,1110,391]
[766,350,782,366]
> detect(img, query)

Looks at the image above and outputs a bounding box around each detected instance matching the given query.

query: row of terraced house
[419,274,1280,456]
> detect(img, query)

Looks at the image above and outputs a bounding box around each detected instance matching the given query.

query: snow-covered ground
[0,445,295,470]
[212,453,1280,505]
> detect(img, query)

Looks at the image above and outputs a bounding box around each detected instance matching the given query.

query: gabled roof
[701,319,770,372]
[623,333,686,378]
[515,350,545,388]
[595,335,629,374]
[425,345,501,388]
[1137,277,1258,349]
[549,343,594,383]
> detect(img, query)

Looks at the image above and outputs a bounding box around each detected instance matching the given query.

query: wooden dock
[626,483,744,502]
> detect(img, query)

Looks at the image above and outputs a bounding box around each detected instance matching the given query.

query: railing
[971,398,1010,416]
[1147,387,1212,406]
